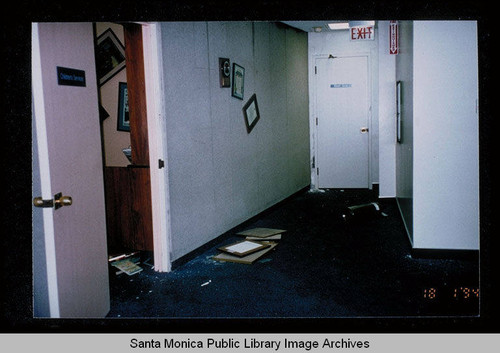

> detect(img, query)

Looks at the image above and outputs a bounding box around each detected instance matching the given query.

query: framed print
[117,82,130,132]
[242,93,260,133]
[96,28,126,86]
[219,57,231,87]
[218,240,270,257]
[396,81,402,143]
[231,63,245,99]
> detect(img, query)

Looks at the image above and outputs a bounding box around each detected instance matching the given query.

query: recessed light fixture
[328,22,349,30]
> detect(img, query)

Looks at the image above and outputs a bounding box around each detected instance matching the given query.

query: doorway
[97,22,154,256]
[96,22,171,272]
[315,55,371,189]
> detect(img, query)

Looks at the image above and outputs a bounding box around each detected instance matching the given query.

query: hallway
[107,188,479,318]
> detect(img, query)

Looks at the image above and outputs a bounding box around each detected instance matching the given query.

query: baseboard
[411,248,479,261]
[171,185,311,270]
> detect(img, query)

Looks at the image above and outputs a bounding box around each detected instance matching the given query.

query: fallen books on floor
[213,241,278,264]
[111,258,143,276]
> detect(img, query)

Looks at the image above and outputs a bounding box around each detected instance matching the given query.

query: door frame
[310,52,373,190]
[140,22,172,272]
[32,23,60,316]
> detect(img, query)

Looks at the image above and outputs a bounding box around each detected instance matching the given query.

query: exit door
[315,55,370,188]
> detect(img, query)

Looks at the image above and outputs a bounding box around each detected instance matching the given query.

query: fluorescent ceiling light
[328,22,349,30]
[349,20,375,27]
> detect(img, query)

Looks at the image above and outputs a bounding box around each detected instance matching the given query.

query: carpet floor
[106,188,479,318]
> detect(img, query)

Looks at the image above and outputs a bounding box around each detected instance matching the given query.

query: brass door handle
[33,192,72,209]
[55,193,72,209]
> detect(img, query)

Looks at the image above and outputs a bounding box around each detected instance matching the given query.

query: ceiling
[281,21,346,33]
[282,20,376,33]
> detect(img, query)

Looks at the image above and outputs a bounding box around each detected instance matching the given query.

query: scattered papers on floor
[111,258,143,276]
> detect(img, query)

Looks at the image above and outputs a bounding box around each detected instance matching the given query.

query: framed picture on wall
[96,28,126,86]
[231,63,245,100]
[117,82,130,132]
[243,93,260,133]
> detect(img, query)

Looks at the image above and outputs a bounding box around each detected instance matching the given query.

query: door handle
[33,192,72,210]
[360,127,369,133]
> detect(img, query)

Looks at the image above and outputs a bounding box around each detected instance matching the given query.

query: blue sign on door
[330,84,352,88]
[57,66,86,87]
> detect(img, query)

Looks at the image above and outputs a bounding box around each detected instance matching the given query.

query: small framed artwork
[219,58,231,87]
[117,82,130,132]
[242,93,260,133]
[231,63,245,99]
[396,81,402,143]
[218,240,270,257]
[96,28,126,86]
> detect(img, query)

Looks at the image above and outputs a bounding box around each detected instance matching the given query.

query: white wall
[161,22,310,261]
[377,21,396,198]
[412,21,479,250]
[308,27,379,188]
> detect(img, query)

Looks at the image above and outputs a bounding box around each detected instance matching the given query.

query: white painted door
[32,23,110,317]
[316,56,370,188]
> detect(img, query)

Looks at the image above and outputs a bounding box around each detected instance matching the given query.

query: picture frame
[396,81,402,143]
[218,240,271,257]
[242,93,260,133]
[117,82,130,132]
[96,28,126,86]
[231,63,245,99]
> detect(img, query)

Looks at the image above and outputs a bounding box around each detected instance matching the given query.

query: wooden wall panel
[124,23,149,166]
[130,167,154,251]
[104,167,153,251]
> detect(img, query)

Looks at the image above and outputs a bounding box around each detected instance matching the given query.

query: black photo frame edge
[96,28,126,86]
[231,63,245,100]
[117,82,130,132]
[242,93,260,134]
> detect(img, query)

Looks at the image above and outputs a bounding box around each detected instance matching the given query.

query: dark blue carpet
[107,189,479,318]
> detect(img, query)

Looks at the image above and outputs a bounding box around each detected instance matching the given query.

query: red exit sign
[350,26,375,41]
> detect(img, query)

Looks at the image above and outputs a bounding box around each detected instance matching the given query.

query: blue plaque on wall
[57,66,86,87]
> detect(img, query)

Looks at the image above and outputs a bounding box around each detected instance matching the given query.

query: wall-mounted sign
[350,26,375,41]
[389,21,399,55]
[57,66,86,87]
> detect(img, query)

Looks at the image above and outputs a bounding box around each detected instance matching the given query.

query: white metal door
[32,23,110,317]
[316,56,370,188]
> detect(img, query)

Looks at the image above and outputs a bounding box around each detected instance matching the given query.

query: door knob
[360,127,369,133]
[54,193,72,209]
[33,192,72,210]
